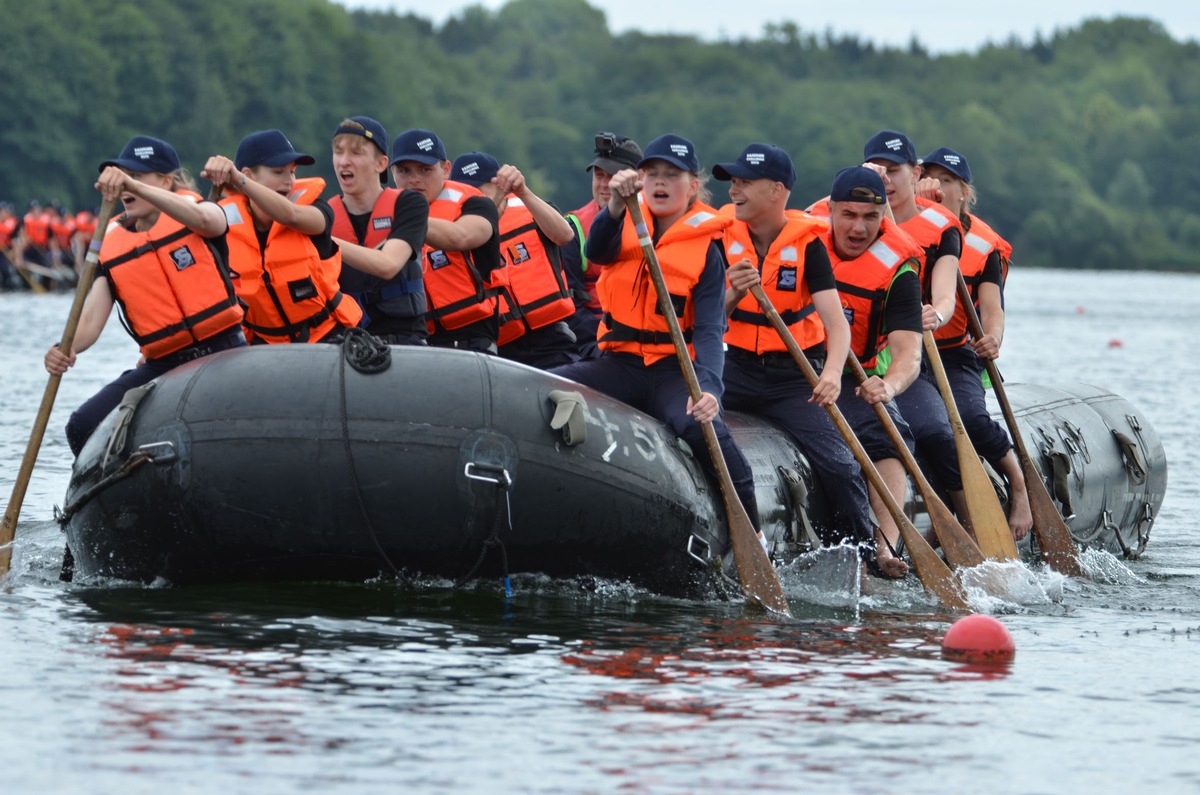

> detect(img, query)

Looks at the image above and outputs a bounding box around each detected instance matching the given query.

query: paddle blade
[1021,456,1086,577]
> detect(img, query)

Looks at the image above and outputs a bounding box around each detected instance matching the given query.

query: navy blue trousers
[551,352,759,529]
[722,355,872,547]
[836,373,916,462]
[892,364,964,493]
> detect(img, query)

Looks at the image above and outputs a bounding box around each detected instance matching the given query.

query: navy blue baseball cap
[389,129,447,167]
[450,152,501,187]
[638,134,700,173]
[830,166,887,205]
[234,129,315,170]
[588,134,643,174]
[334,116,389,157]
[98,135,180,174]
[863,130,918,165]
[712,143,796,189]
[922,147,972,184]
[335,116,390,185]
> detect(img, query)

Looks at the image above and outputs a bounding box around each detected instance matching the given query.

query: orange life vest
[496,196,575,344]
[50,215,75,249]
[99,190,243,360]
[23,212,50,248]
[223,177,361,344]
[900,196,963,297]
[967,212,1011,285]
[825,216,923,371]
[720,206,828,355]
[596,200,732,365]
[74,211,97,241]
[0,216,17,249]
[423,180,501,334]
[328,188,426,323]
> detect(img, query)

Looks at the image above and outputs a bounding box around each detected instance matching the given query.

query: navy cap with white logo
[863,130,918,165]
[922,146,972,184]
[98,135,181,174]
[638,134,700,173]
[450,152,501,187]
[234,129,315,170]
[712,143,796,190]
[389,129,447,167]
[830,166,887,205]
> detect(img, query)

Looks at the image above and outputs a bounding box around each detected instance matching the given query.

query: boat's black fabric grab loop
[338,328,401,577]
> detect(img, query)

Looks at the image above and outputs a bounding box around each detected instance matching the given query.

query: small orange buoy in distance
[1107,338,1123,348]
[941,614,1015,663]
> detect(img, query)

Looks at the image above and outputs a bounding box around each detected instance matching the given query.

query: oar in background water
[622,195,792,617]
[0,198,117,577]
[955,270,1084,577]
[845,352,986,570]
[923,329,1020,560]
[748,284,968,611]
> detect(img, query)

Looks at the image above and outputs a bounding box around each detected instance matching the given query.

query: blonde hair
[171,168,197,193]
[333,118,375,156]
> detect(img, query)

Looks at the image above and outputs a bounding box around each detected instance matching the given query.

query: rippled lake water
[2,268,1198,794]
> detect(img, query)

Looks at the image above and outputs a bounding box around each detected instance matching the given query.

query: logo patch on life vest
[506,242,530,266]
[843,306,855,326]
[776,266,797,292]
[170,246,196,271]
[288,277,318,302]
[372,217,392,231]
[428,250,450,270]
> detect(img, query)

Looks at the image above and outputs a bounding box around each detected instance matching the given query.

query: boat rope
[458,466,514,597]
[337,328,402,577]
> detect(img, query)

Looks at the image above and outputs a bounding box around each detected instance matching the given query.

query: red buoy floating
[941,614,1015,663]
[1107,338,1123,348]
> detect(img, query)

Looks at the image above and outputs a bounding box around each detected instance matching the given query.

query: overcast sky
[336,0,1198,53]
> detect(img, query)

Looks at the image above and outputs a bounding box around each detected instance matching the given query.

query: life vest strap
[600,313,693,346]
[101,227,192,270]
[134,295,242,346]
[730,303,815,327]
[244,291,346,340]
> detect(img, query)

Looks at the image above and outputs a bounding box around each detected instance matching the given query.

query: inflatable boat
[58,341,1167,597]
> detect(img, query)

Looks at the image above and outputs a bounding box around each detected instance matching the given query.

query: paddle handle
[622,197,791,616]
[954,271,1083,576]
[748,285,967,610]
[846,352,985,569]
[0,199,118,575]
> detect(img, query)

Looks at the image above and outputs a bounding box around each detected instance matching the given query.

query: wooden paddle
[954,270,1084,576]
[923,329,1019,560]
[845,352,986,570]
[622,196,791,616]
[0,198,117,576]
[748,284,968,610]
[4,245,48,295]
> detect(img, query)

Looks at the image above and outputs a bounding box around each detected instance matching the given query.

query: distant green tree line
[2,0,1197,270]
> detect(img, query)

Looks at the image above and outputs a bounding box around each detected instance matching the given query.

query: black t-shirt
[883,268,923,334]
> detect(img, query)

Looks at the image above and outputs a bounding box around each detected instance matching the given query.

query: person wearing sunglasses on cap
[202,129,361,345]
[551,133,764,545]
[561,132,645,358]
[327,116,430,346]
[44,135,245,456]
[916,147,1032,541]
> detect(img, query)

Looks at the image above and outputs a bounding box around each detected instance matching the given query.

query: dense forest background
[2,0,1198,270]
